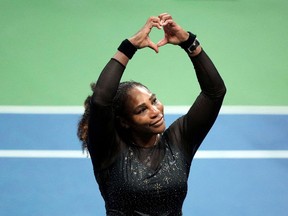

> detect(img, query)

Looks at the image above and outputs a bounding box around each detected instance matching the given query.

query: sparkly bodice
[95,135,189,216]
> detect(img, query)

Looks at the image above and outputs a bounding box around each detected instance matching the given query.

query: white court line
[0,150,86,158]
[195,150,288,159]
[0,150,288,159]
[0,106,288,114]
[0,106,83,114]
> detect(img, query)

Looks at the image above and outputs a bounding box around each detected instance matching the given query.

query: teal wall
[1,0,288,105]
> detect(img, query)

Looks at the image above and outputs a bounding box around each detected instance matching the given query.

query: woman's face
[123,86,165,135]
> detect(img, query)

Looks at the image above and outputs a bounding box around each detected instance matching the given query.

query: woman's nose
[150,106,160,117]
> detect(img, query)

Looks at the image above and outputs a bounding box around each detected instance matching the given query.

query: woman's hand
[128,16,162,53]
[157,13,189,47]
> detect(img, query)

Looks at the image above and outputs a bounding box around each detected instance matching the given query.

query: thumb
[149,42,159,53]
[157,37,168,47]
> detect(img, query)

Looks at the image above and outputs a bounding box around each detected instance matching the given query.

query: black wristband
[179,32,200,53]
[117,39,137,59]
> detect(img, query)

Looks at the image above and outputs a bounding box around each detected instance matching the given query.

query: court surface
[1,0,288,215]
[1,108,288,215]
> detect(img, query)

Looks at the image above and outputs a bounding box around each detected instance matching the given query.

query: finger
[147,16,161,28]
[162,18,174,27]
[158,12,170,20]
[152,21,162,29]
[159,13,172,25]
[151,17,162,29]
[149,42,159,53]
[157,38,168,47]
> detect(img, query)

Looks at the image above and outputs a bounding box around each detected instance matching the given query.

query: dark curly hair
[77,81,149,151]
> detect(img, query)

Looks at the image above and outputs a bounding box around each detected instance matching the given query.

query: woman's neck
[131,134,160,148]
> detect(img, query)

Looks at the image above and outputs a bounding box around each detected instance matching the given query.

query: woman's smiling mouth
[149,116,164,127]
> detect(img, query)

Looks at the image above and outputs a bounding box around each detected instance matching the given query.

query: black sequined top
[88,50,226,215]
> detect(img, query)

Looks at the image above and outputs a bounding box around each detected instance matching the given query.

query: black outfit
[88,48,226,215]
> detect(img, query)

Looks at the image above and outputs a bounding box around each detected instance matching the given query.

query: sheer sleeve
[168,49,226,163]
[88,58,126,170]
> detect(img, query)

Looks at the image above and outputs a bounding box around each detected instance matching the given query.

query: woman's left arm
[181,47,226,160]
[158,13,226,161]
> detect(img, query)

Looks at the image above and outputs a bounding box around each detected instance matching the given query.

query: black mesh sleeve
[169,50,226,163]
[88,58,126,170]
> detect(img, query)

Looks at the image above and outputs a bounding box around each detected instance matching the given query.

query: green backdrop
[1,0,287,106]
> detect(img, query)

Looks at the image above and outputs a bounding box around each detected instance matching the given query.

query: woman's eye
[152,98,158,104]
[136,107,146,114]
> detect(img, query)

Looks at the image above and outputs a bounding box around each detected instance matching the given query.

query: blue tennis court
[1,109,288,215]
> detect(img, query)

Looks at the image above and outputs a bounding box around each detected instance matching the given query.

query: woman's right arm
[88,53,129,168]
[88,16,162,168]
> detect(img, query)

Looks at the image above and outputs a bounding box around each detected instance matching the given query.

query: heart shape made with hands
[130,14,188,53]
[144,22,185,53]
[148,29,165,51]
[141,27,172,54]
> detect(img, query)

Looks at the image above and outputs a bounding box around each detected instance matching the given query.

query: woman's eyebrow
[149,93,156,100]
[133,93,156,113]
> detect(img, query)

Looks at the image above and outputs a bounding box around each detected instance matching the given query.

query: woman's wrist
[117,39,137,59]
[178,31,190,44]
[179,31,201,55]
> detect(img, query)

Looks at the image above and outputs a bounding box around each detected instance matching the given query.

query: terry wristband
[117,39,137,59]
[179,32,200,54]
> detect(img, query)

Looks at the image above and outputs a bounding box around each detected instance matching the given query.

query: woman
[78,13,226,216]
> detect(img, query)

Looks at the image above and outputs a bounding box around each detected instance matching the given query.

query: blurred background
[1,0,288,106]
